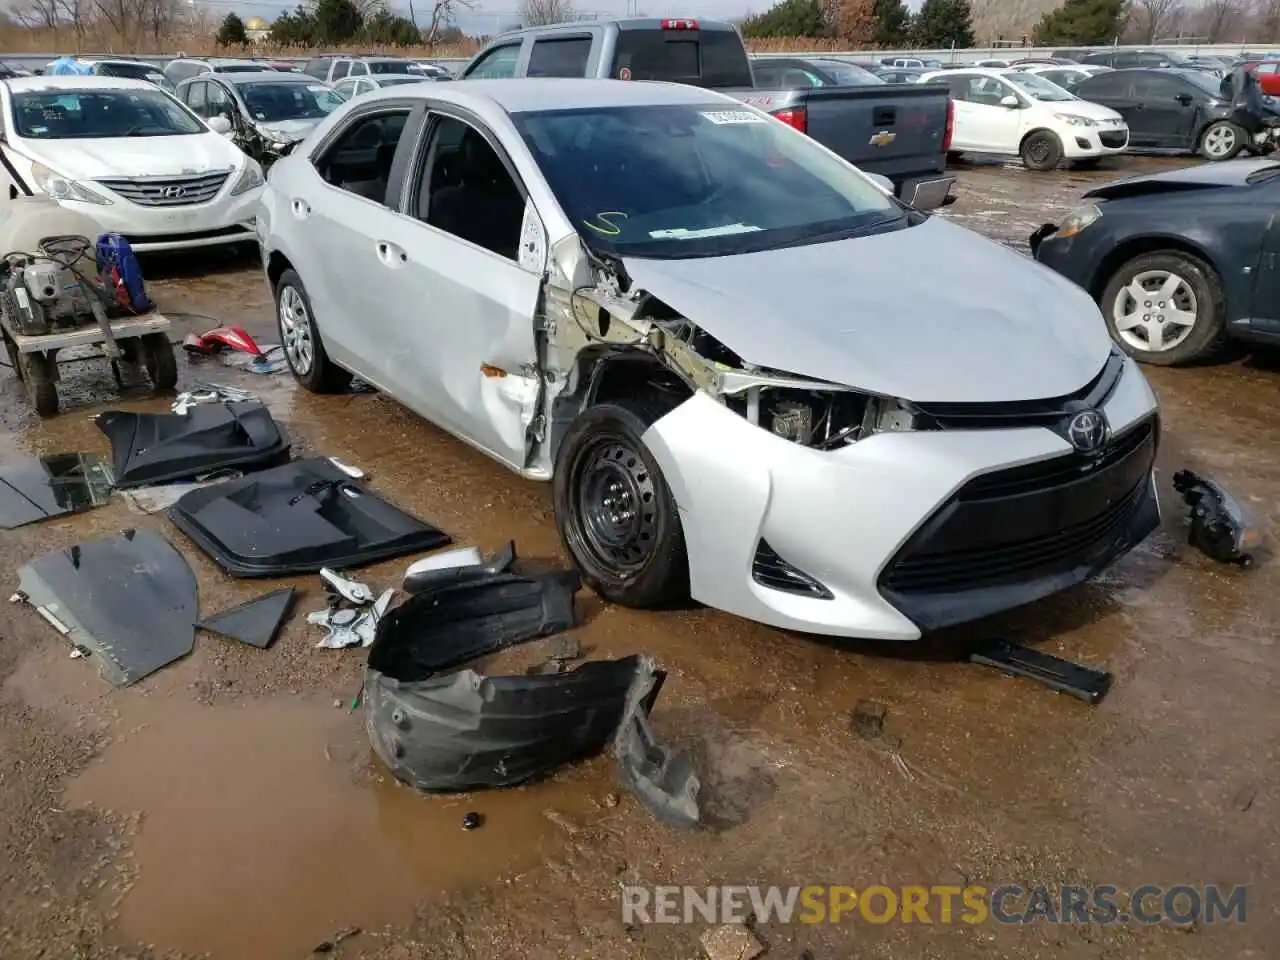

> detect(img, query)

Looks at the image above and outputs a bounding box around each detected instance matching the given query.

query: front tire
[1021,130,1063,171]
[275,268,352,394]
[1100,251,1225,365]
[1199,120,1246,161]
[553,400,688,608]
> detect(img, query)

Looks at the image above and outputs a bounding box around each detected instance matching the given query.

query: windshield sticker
[30,125,48,135]
[583,211,628,236]
[699,110,765,125]
[648,224,763,240]
[255,112,267,119]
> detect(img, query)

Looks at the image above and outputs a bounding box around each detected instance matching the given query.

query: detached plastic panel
[167,456,451,577]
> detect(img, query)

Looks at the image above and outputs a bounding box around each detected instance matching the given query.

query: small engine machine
[0,197,174,417]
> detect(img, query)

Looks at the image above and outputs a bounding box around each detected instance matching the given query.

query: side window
[527,37,591,77]
[752,64,778,86]
[170,62,197,83]
[1131,74,1180,99]
[945,75,974,100]
[312,109,411,206]
[466,44,521,79]
[205,82,231,117]
[350,61,369,76]
[331,60,350,80]
[1258,63,1278,74]
[780,67,818,87]
[185,81,207,114]
[303,59,329,78]
[357,79,374,94]
[414,115,524,261]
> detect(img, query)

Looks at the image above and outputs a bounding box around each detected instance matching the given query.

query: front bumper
[54,186,262,253]
[1060,125,1130,158]
[641,356,1160,640]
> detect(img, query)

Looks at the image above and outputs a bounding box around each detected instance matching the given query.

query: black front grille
[879,415,1158,599]
[1099,130,1128,148]
[752,540,833,599]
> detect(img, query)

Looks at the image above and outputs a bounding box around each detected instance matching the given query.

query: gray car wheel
[1199,120,1246,161]
[1100,251,1226,365]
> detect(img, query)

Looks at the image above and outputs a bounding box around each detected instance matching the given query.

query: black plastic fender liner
[364,654,651,793]
[368,569,582,680]
[16,528,198,687]
[614,659,702,829]
[97,402,290,489]
[166,457,451,577]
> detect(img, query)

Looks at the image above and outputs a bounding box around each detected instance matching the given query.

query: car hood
[622,216,1113,404]
[253,118,322,141]
[16,132,240,179]
[1054,99,1125,122]
[1085,156,1277,199]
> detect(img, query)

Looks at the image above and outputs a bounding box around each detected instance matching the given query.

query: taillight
[772,106,807,134]
[942,97,954,152]
[661,18,699,29]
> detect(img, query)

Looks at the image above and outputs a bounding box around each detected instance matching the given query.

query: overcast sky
[202,0,923,38]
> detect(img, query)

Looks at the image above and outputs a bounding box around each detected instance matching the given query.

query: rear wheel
[141,333,178,391]
[275,268,352,394]
[1021,130,1063,171]
[1199,120,1246,161]
[1100,251,1225,365]
[553,399,688,608]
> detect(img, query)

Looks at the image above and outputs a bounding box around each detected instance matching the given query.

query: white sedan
[923,67,1129,169]
[258,79,1161,641]
[0,75,263,253]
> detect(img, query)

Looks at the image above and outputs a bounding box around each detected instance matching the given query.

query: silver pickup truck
[461,18,955,210]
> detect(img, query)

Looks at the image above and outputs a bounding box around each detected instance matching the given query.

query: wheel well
[266,251,292,291]
[549,349,692,461]
[1087,237,1218,301]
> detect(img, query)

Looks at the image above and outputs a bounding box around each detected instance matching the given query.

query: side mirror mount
[1000,94,1021,108]
[518,200,548,275]
[207,115,233,136]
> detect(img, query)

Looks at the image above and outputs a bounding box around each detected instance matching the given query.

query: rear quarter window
[610,27,751,88]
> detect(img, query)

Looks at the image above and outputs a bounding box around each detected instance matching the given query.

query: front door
[951,75,1026,152]
[374,112,544,470]
[1127,73,1196,147]
[1250,215,1280,324]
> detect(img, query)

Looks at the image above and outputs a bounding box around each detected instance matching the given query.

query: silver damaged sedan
[257,78,1162,641]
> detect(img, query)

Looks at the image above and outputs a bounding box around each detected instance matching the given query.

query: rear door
[1076,71,1139,126]
[1129,72,1196,146]
[608,21,752,88]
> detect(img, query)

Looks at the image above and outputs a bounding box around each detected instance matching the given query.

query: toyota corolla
[258,78,1161,640]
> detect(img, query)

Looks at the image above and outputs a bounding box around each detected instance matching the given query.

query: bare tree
[1195,0,1243,40]
[10,0,63,29]
[519,0,576,26]
[425,0,474,43]
[1254,0,1280,38]
[1130,0,1185,40]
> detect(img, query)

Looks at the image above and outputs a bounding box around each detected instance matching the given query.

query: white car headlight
[1056,203,1102,238]
[1054,113,1099,127]
[30,162,111,205]
[230,159,264,196]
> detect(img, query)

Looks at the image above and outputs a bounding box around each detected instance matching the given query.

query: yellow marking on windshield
[583,211,628,236]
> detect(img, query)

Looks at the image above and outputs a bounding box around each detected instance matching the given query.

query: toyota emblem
[161,185,187,199]
[1066,409,1109,454]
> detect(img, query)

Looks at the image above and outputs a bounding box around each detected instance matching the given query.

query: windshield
[368,60,416,74]
[1006,72,1077,101]
[240,81,342,121]
[812,61,884,86]
[11,88,202,139]
[377,75,426,87]
[214,64,265,73]
[513,104,902,259]
[95,62,156,80]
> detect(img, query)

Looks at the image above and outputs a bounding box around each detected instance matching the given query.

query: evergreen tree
[269,7,317,45]
[1032,0,1126,45]
[313,0,363,44]
[741,0,826,37]
[871,0,911,46]
[912,0,974,48]
[216,12,248,46]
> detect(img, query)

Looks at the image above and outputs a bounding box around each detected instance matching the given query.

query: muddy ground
[1,156,1277,960]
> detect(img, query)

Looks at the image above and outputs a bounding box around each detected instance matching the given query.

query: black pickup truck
[460,18,955,210]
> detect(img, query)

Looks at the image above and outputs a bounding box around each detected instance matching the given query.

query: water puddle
[64,693,604,958]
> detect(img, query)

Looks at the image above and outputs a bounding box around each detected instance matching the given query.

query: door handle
[375,241,408,266]
[291,198,310,218]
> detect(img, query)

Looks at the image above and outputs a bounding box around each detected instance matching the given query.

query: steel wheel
[1026,139,1052,165]
[278,284,314,376]
[1111,269,1198,354]
[573,435,660,574]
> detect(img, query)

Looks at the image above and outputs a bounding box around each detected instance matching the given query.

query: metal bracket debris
[969,639,1112,705]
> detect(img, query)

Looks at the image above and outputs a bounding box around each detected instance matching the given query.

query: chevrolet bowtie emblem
[869,130,896,147]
